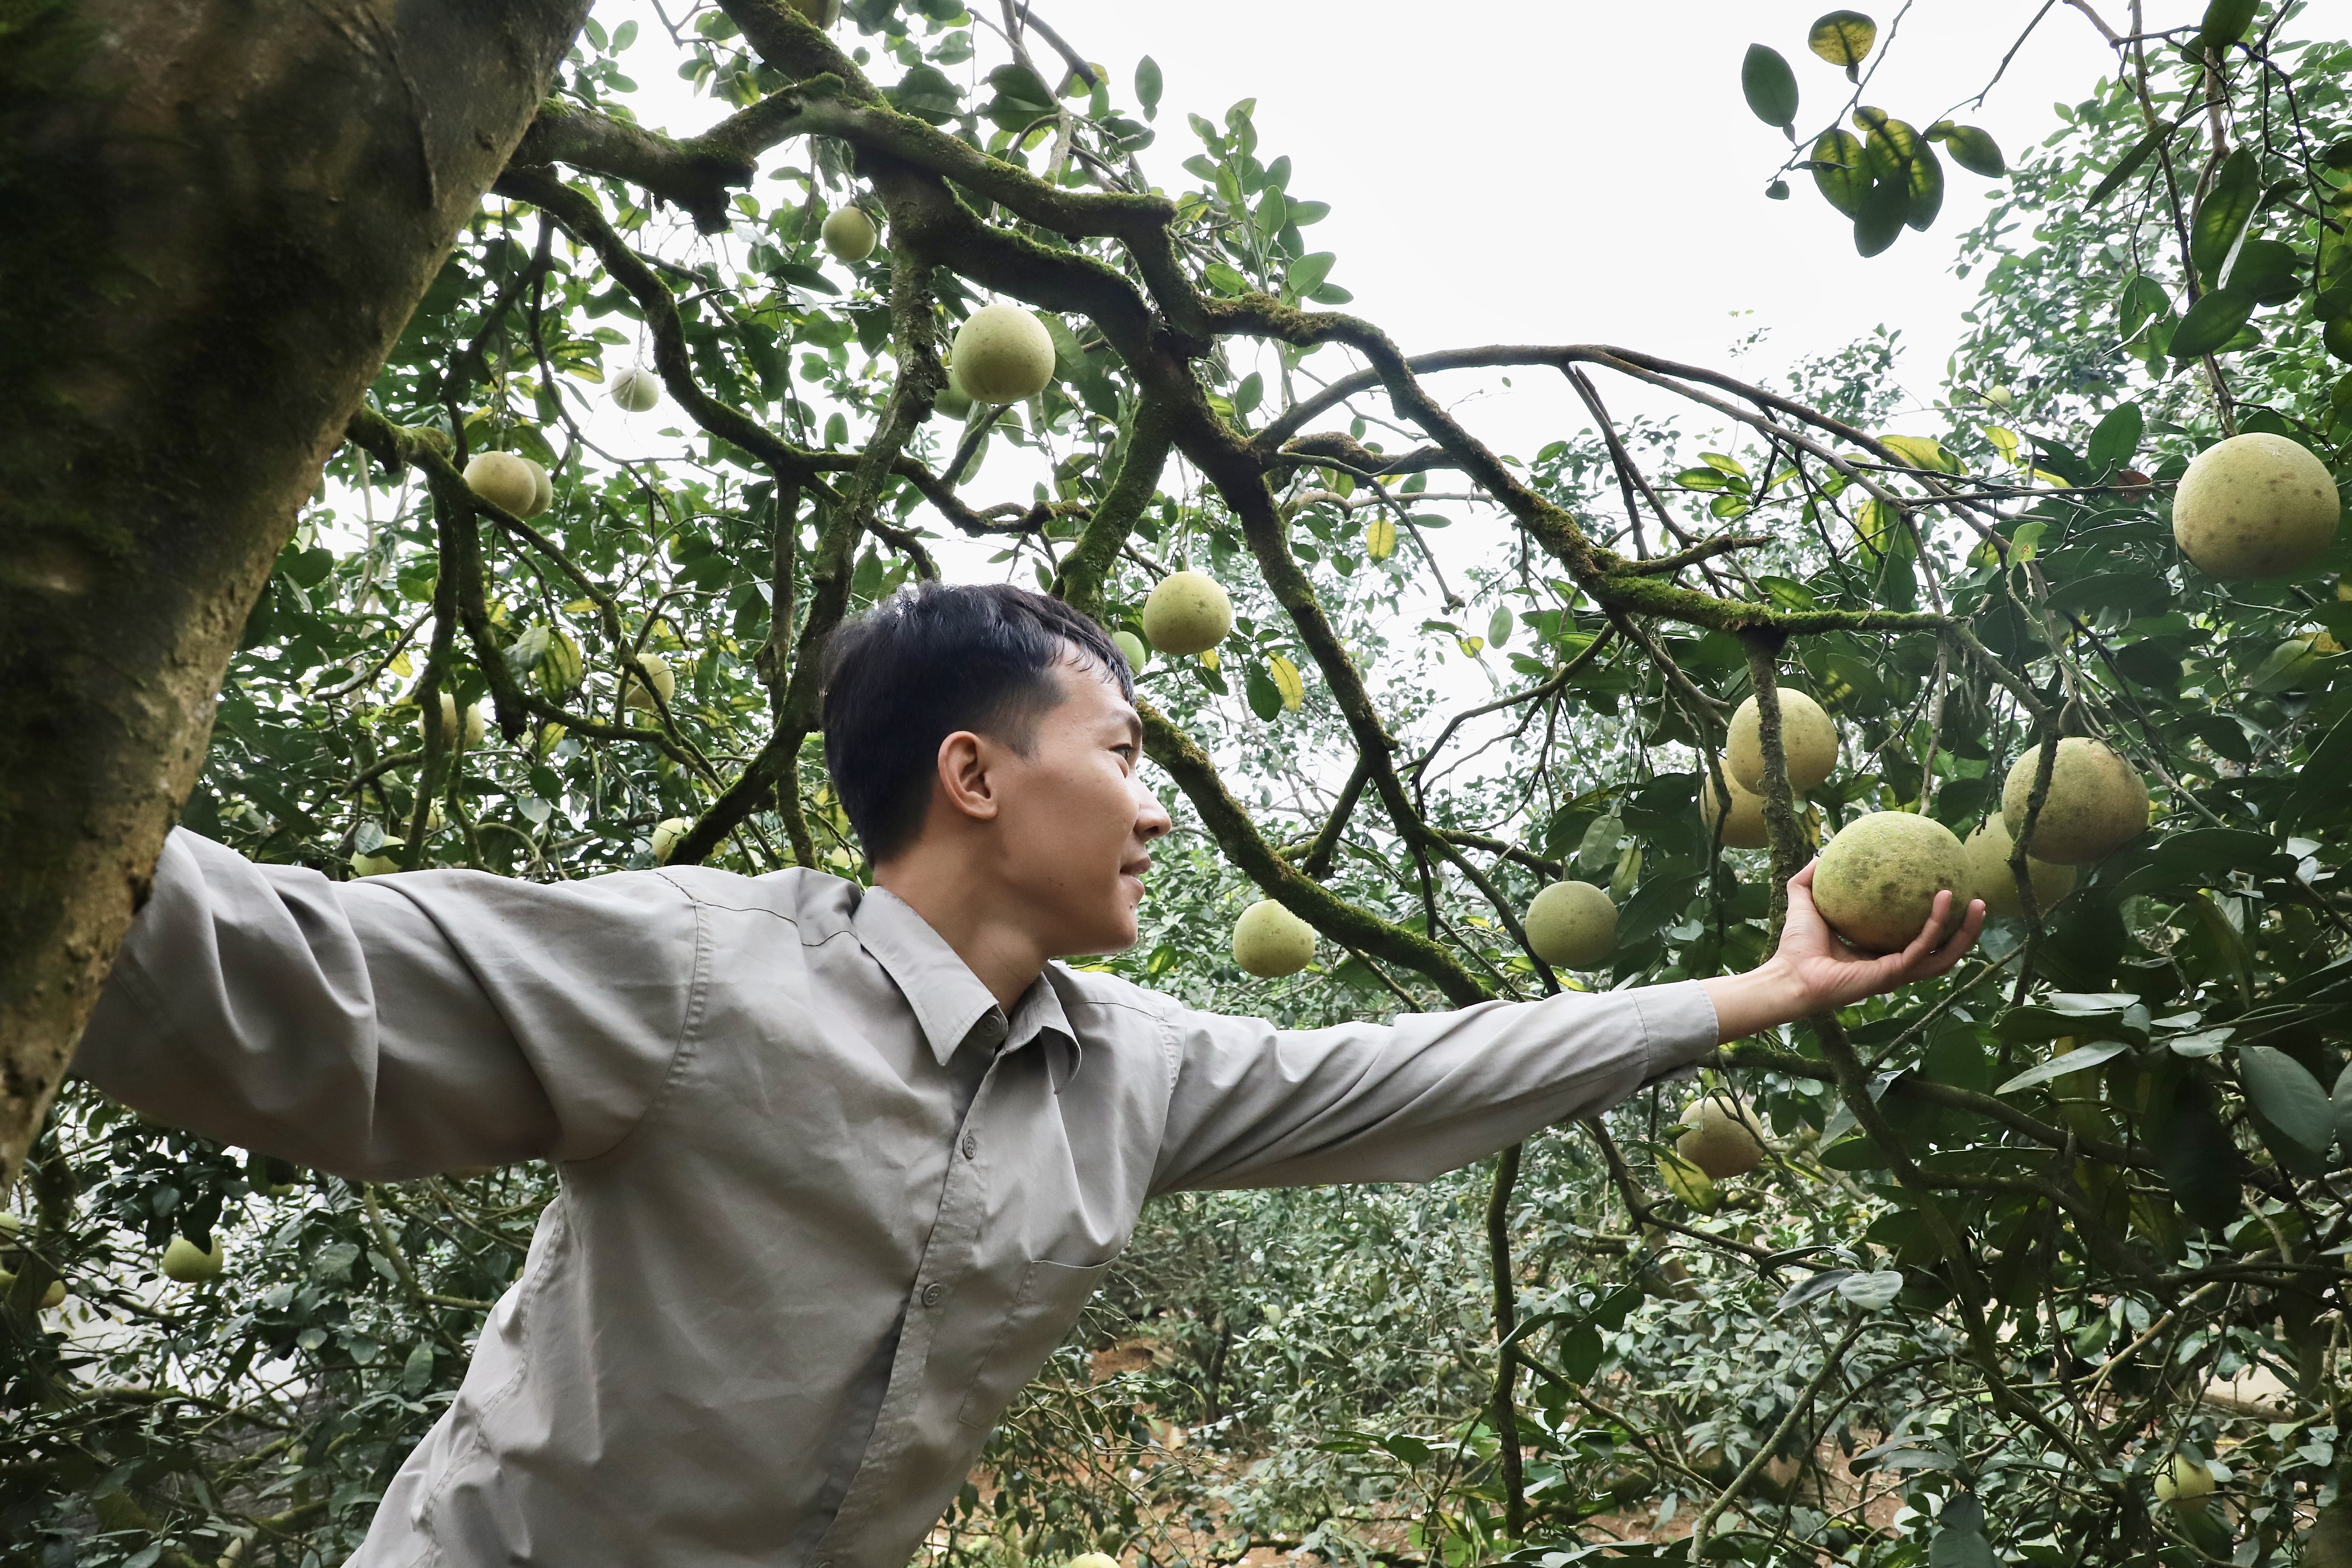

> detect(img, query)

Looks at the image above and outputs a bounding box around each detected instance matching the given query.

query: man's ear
[934,729,1000,823]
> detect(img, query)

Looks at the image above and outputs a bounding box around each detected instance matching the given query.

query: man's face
[987,658,1172,958]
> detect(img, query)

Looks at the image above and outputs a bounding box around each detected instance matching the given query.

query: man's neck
[873,858,1047,1013]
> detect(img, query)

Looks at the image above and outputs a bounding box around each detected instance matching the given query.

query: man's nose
[1133,781,1173,842]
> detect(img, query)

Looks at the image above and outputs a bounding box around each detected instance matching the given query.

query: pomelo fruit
[1813,810,1973,953]
[1112,630,1147,673]
[949,303,1058,403]
[1727,687,1839,792]
[1700,772,1771,849]
[161,1235,226,1283]
[1141,571,1233,655]
[624,650,676,713]
[1676,1094,1764,1179]
[2000,737,2147,864]
[1964,816,2076,918]
[2171,432,2339,579]
[422,692,484,752]
[463,452,539,517]
[821,205,877,263]
[2154,1454,2216,1502]
[651,818,692,862]
[610,365,661,413]
[1524,880,1617,969]
[1232,899,1315,977]
[933,369,975,421]
[350,851,402,877]
[0,1269,66,1309]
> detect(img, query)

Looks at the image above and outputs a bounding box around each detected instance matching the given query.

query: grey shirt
[75,828,1719,1568]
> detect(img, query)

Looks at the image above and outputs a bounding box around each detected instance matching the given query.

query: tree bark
[0,0,591,1187]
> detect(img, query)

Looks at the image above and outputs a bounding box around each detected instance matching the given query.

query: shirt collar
[851,886,1081,1083]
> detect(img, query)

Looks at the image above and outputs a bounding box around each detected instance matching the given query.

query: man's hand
[1699,861,1986,1044]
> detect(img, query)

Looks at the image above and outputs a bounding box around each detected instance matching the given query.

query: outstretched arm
[1700,861,1985,1043]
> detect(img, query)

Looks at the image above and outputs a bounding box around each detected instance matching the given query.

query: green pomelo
[651,818,691,862]
[2000,737,2148,864]
[1524,880,1617,969]
[2154,1454,2216,1502]
[160,1235,226,1283]
[1232,899,1316,977]
[1112,630,1147,673]
[1813,810,1973,953]
[610,365,661,413]
[949,302,1058,404]
[624,650,677,712]
[525,458,553,518]
[1141,571,1234,655]
[1964,816,2076,918]
[422,692,484,752]
[1676,1095,1764,1178]
[2172,432,2340,579]
[1700,772,1771,848]
[0,1269,66,1309]
[463,452,539,517]
[1727,687,1839,792]
[821,205,877,263]
[350,851,402,877]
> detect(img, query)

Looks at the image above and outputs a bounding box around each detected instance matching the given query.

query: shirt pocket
[956,1255,1116,1429]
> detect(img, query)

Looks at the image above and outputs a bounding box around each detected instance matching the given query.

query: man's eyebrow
[1120,710,1143,745]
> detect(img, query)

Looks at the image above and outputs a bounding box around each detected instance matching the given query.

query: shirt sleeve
[71,827,701,1180]
[1149,981,1720,1193]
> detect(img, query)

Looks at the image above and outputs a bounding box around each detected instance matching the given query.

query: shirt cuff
[1632,979,1720,1087]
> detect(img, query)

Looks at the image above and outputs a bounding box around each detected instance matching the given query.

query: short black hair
[820,581,1135,861]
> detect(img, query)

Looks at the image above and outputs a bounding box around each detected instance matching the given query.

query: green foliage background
[8,4,2352,1566]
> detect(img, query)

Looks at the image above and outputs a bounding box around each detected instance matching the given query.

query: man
[75,582,1982,1568]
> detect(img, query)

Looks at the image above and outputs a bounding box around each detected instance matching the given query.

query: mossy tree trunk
[0,0,590,1188]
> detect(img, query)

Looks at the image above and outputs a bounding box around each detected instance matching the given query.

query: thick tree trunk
[0,0,590,1186]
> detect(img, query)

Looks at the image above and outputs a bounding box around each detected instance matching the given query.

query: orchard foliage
[8,3,2352,1566]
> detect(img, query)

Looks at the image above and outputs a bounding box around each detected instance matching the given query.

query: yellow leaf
[1982,425,2020,465]
[1456,636,1485,659]
[1880,434,1955,473]
[1365,516,1397,560]
[2029,469,2072,489]
[388,651,413,678]
[1200,648,1219,670]
[1852,497,1900,556]
[563,598,596,615]
[1658,1149,1719,1214]
[1268,654,1304,710]
[1809,10,1877,77]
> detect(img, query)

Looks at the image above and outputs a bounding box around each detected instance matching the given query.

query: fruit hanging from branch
[2000,738,2148,865]
[1231,899,1316,978]
[1524,881,1617,970]
[1727,688,1839,793]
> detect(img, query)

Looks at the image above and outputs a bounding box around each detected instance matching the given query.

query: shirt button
[961,1133,977,1159]
[921,1282,945,1307]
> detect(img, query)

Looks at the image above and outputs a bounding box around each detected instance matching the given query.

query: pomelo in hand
[949,303,1058,403]
[1727,688,1839,792]
[1141,571,1233,655]
[1524,881,1617,969]
[1677,1095,1764,1179]
[1812,810,1972,953]
[161,1235,226,1283]
[821,205,878,262]
[2000,737,2147,864]
[610,365,661,413]
[2171,432,2339,579]
[1700,772,1770,848]
[1964,816,2076,918]
[1233,899,1315,977]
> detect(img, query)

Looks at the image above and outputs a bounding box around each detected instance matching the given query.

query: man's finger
[1896,890,1954,968]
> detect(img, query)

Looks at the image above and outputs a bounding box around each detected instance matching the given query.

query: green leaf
[1941,124,2005,177]
[2223,237,2301,304]
[2331,1060,2352,1161]
[1854,183,1907,257]
[1995,1039,2129,1095]
[2152,1078,2244,1231]
[1487,603,1514,647]
[1810,129,1868,217]
[2196,0,2260,54]
[1808,10,1877,78]
[2240,1046,2335,1172]
[1929,1522,1997,1568]
[2190,148,2260,287]
[1244,660,1283,721]
[2086,402,2143,473]
[2168,286,2255,359]
[2084,122,2173,209]
[1134,55,1162,121]
[1741,44,1800,133]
